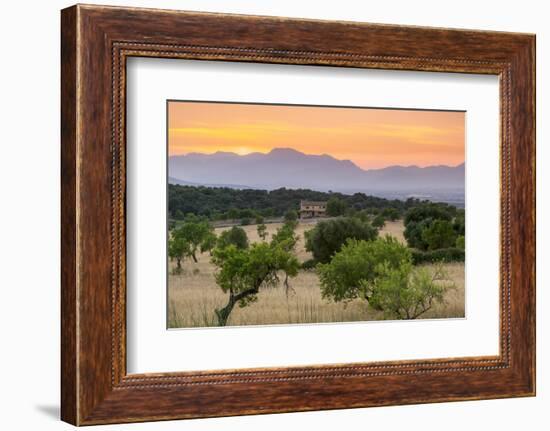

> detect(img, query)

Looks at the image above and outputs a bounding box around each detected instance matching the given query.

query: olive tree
[318,236,453,319]
[168,234,189,272]
[217,226,249,250]
[403,203,454,250]
[212,237,300,326]
[421,219,457,250]
[371,214,386,229]
[168,219,215,269]
[257,223,268,241]
[284,209,298,223]
[305,217,377,264]
[317,236,409,302]
[255,215,268,241]
[326,197,347,217]
[381,207,400,221]
[271,219,299,250]
[368,262,452,319]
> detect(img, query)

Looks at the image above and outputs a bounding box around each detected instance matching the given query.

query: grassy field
[168,220,465,328]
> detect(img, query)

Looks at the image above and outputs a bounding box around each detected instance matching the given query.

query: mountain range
[168,148,464,194]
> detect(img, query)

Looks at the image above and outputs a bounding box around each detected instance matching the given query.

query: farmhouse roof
[300,200,327,206]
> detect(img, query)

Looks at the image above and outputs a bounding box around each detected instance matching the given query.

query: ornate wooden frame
[61,4,535,425]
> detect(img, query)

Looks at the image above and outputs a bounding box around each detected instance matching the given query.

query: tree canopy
[318,237,453,319]
[317,236,409,302]
[326,197,347,217]
[403,203,461,252]
[368,262,452,319]
[217,226,249,250]
[168,184,430,221]
[168,219,215,269]
[421,219,457,250]
[211,234,300,326]
[305,217,378,263]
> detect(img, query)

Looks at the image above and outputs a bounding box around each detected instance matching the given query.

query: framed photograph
[61,4,536,425]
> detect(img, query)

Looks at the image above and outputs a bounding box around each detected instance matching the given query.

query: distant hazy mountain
[168,148,464,194]
[168,176,251,189]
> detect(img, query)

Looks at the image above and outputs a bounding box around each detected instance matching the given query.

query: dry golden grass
[168,220,465,328]
[379,220,406,244]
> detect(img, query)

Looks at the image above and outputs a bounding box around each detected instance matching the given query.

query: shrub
[318,236,409,302]
[421,219,457,250]
[372,214,386,228]
[381,207,400,221]
[257,223,268,241]
[404,218,433,250]
[410,247,465,265]
[455,235,465,250]
[326,197,347,217]
[317,237,452,319]
[284,209,298,222]
[305,217,378,263]
[368,262,453,319]
[255,215,265,224]
[271,220,299,251]
[301,258,318,270]
[217,226,249,250]
[168,219,215,267]
[453,209,465,236]
[404,203,453,226]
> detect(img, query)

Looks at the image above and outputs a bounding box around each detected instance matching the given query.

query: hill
[168,148,464,194]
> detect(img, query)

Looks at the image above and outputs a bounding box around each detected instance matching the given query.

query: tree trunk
[191,251,198,263]
[215,295,236,326]
[215,287,260,326]
[176,257,182,270]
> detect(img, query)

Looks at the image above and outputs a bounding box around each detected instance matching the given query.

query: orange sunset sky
[168,101,465,170]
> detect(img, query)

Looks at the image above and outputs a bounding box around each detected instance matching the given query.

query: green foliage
[211,236,300,326]
[317,236,409,302]
[404,202,463,250]
[239,208,257,219]
[168,234,188,273]
[453,209,465,236]
[404,203,460,251]
[410,247,465,265]
[326,197,347,217]
[168,219,215,266]
[353,210,371,222]
[200,230,217,254]
[271,220,299,251]
[240,217,251,226]
[257,223,268,241]
[372,214,386,229]
[381,207,400,221]
[456,235,465,250]
[301,258,317,270]
[284,209,298,222]
[168,184,422,221]
[403,218,431,250]
[217,226,249,250]
[305,217,378,264]
[318,237,453,319]
[368,262,453,319]
[227,208,240,220]
[421,219,457,250]
[404,202,454,225]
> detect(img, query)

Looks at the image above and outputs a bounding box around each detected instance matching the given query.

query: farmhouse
[299,200,327,219]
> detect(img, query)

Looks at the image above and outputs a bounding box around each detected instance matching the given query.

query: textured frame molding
[61,4,535,425]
